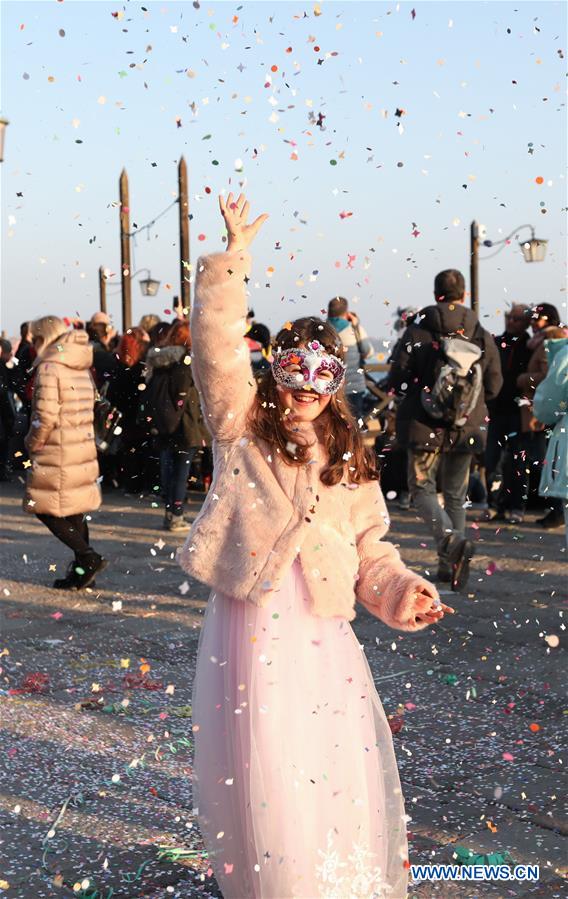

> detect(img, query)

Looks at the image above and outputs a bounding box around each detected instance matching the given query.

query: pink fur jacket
[177,251,438,631]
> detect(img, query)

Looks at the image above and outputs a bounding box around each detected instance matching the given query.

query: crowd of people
[0,189,566,898]
[0,267,566,592]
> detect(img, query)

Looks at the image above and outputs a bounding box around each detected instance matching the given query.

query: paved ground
[0,481,566,899]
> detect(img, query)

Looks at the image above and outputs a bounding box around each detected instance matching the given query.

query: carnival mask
[271,340,346,395]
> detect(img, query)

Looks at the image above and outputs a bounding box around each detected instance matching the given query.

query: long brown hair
[165,320,191,349]
[117,327,148,367]
[247,317,379,486]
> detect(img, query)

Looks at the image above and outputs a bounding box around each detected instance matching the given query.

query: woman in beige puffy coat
[24,316,106,590]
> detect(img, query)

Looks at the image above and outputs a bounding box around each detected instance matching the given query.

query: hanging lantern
[520,237,548,263]
[139,273,161,296]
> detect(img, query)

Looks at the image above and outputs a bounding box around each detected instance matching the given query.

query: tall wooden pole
[120,169,132,332]
[98,266,107,314]
[470,220,479,316]
[178,156,190,317]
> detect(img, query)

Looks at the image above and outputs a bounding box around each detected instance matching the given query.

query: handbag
[93,380,123,455]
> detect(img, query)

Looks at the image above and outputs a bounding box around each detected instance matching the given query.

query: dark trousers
[486,413,530,512]
[36,513,93,561]
[487,414,548,512]
[347,391,366,421]
[159,446,198,515]
[118,440,145,492]
[0,437,10,476]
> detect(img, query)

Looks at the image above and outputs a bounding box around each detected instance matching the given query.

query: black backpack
[139,368,184,436]
[421,326,484,428]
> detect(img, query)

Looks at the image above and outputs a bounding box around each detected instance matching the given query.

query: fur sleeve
[353,481,439,632]
[191,251,257,442]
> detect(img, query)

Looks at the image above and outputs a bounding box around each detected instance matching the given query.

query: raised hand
[219,192,269,253]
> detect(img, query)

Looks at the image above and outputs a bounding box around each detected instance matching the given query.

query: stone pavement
[0,482,566,899]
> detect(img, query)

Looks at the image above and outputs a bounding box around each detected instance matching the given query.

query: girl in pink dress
[178,193,454,899]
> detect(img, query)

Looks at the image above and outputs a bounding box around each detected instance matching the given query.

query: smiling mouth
[293,392,318,404]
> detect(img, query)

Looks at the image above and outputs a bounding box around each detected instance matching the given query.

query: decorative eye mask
[271,340,346,395]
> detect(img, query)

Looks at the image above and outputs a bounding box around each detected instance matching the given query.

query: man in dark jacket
[87,316,119,389]
[485,305,532,522]
[389,269,503,590]
[142,324,211,531]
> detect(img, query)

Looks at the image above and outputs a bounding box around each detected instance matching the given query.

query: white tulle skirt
[191,559,409,899]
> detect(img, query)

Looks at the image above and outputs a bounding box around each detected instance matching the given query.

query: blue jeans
[160,446,197,516]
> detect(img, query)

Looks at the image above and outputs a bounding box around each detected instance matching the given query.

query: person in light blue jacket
[327,296,373,420]
[533,338,568,550]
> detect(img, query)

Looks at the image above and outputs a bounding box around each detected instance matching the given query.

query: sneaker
[536,510,564,530]
[167,515,191,532]
[398,491,411,511]
[163,510,173,530]
[73,554,108,590]
[506,510,525,525]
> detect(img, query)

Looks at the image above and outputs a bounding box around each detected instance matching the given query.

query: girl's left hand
[413,588,455,625]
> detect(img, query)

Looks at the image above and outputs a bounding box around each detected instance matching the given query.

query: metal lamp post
[0,118,9,163]
[470,221,548,315]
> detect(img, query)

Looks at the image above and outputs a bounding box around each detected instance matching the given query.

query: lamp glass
[521,239,547,263]
[139,277,160,297]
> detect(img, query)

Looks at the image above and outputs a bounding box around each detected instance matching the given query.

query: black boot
[440,534,476,593]
[73,552,108,590]
[53,561,80,590]
[536,509,564,529]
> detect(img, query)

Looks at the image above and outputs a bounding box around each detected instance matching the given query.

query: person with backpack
[327,296,373,420]
[389,269,503,590]
[141,320,210,531]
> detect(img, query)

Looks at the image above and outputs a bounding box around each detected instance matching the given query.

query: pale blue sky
[1,0,566,344]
